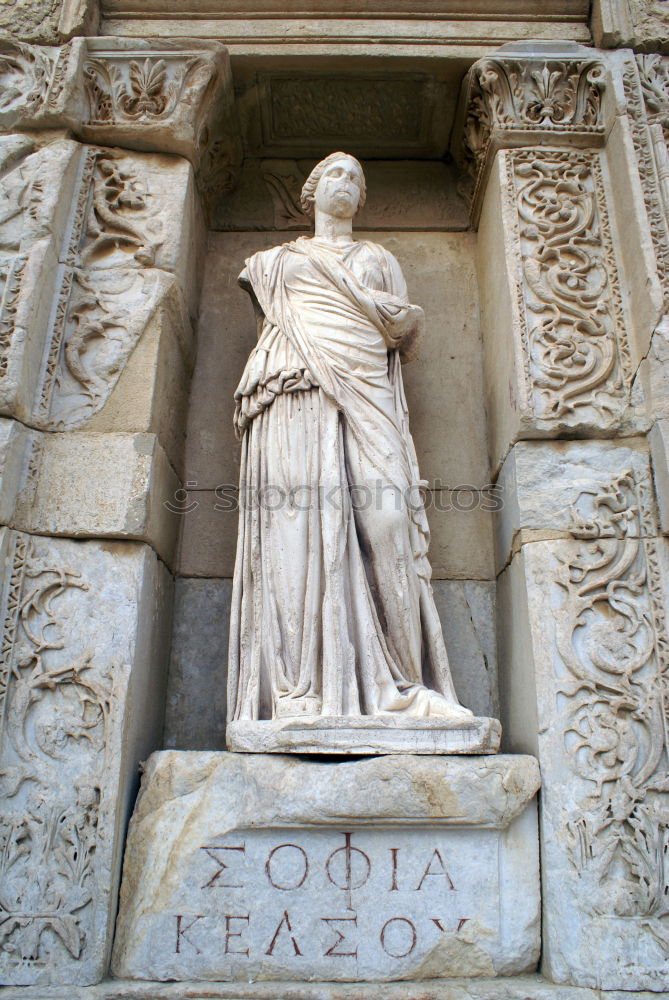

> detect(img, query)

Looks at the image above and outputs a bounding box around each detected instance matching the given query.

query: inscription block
[112,751,540,982]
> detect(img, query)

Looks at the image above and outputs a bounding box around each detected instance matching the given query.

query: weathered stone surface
[227,715,502,755]
[0,417,31,523]
[495,439,656,572]
[0,0,98,44]
[649,418,669,533]
[11,431,181,568]
[497,469,669,989]
[0,529,172,986]
[0,972,603,1000]
[432,580,499,719]
[477,146,647,473]
[592,0,669,53]
[163,577,231,751]
[112,751,539,982]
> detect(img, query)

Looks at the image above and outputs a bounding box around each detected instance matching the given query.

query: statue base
[112,751,540,982]
[226,715,501,755]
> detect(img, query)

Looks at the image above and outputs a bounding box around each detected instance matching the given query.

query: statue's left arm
[376,248,425,363]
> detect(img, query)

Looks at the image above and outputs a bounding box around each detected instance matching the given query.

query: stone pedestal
[111,751,540,983]
[226,715,502,755]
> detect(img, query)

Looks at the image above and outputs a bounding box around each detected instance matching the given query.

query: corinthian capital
[454,43,608,218]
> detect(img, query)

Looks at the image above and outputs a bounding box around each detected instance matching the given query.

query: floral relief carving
[509,149,632,426]
[83,54,210,125]
[552,474,669,954]
[35,148,165,429]
[0,533,114,977]
[637,54,669,142]
[0,39,53,118]
[463,58,606,182]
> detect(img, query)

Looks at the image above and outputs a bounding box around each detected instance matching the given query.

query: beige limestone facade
[0,1,668,997]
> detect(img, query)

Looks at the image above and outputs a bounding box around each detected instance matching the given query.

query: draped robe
[228,236,468,722]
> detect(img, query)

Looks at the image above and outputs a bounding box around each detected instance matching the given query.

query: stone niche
[2,14,669,1000]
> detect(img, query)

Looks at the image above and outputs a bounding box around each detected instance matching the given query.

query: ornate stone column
[0,35,239,986]
[455,41,669,989]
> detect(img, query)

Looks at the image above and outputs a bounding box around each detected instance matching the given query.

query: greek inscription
[200,845,246,889]
[322,916,358,957]
[175,914,203,954]
[265,844,309,890]
[380,917,417,958]
[265,910,303,956]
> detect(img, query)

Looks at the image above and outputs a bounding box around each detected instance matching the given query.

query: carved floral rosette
[502,147,633,429]
[460,55,606,211]
[0,531,114,983]
[539,471,669,976]
[623,53,669,304]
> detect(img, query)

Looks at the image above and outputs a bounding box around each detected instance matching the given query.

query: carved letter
[322,916,358,957]
[175,914,203,954]
[415,848,456,891]
[200,845,246,889]
[224,914,250,956]
[265,910,303,956]
[389,847,399,891]
[380,917,417,959]
[265,843,309,890]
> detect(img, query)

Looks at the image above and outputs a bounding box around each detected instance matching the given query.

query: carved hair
[300,152,367,219]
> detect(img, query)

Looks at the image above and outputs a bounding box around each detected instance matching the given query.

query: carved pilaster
[0,528,172,986]
[497,440,669,989]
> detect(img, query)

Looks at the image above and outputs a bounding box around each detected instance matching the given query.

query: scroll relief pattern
[36,148,165,430]
[552,474,669,954]
[0,533,116,977]
[624,55,669,301]
[462,58,605,192]
[508,149,632,426]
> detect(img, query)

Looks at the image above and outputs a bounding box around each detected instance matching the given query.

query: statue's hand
[373,292,425,360]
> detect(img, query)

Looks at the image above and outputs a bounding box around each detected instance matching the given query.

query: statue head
[300,152,367,221]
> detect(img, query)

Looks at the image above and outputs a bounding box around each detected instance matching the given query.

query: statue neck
[314,211,354,243]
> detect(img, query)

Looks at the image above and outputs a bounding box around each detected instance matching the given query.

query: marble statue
[227,151,493,753]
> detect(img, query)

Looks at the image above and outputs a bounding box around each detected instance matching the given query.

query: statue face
[313,156,363,219]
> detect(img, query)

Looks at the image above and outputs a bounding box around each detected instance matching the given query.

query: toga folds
[228,235,465,722]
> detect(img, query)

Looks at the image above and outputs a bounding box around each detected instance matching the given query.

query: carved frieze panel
[0,36,85,131]
[511,464,669,988]
[0,37,240,174]
[458,48,607,216]
[0,138,195,434]
[506,148,633,430]
[621,54,669,309]
[0,528,171,986]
